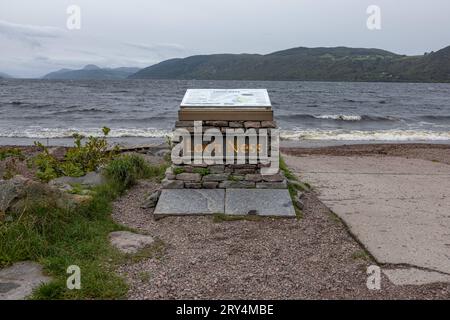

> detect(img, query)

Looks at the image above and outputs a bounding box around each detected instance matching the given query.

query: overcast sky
[1,0,449,77]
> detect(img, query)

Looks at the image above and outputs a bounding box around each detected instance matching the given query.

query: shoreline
[1,138,450,148]
[3,142,450,166]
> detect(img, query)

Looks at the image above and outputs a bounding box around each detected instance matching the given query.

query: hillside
[43,65,141,80]
[0,72,13,79]
[129,46,450,82]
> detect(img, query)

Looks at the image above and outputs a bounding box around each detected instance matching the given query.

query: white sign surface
[181,89,271,108]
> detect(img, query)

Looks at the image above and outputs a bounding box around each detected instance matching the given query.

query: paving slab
[0,261,51,300]
[154,189,225,216]
[225,189,296,217]
[383,268,450,286]
[283,154,450,276]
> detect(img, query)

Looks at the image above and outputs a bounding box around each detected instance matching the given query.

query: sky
[1,0,449,78]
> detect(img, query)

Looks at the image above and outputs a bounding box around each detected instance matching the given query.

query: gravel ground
[112,173,450,299]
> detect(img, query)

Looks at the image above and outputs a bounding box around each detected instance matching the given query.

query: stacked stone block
[162,120,288,189]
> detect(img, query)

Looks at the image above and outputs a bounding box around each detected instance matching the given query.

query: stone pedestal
[154,89,295,218]
[163,89,287,190]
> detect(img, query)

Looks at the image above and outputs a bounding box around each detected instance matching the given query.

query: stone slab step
[154,189,295,218]
[154,189,225,216]
[225,189,295,217]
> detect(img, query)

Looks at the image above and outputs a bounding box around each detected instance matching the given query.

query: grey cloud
[0,19,188,78]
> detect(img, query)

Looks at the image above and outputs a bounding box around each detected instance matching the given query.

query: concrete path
[283,154,450,278]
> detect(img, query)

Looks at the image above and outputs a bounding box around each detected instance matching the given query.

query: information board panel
[180,89,271,108]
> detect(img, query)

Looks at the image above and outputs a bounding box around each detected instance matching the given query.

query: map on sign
[180,89,271,108]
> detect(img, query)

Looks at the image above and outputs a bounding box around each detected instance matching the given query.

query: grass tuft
[0,148,24,161]
[172,167,185,175]
[192,167,210,176]
[104,154,167,191]
[351,250,371,262]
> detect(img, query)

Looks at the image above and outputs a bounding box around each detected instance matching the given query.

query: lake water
[0,79,449,146]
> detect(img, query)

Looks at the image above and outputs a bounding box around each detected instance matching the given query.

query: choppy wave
[48,108,115,115]
[279,114,397,122]
[0,127,172,139]
[418,115,450,121]
[315,114,362,121]
[280,129,450,141]
[1,127,450,142]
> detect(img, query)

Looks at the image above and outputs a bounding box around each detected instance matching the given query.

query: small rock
[244,121,261,129]
[49,172,105,189]
[176,173,201,182]
[219,181,255,189]
[230,164,257,169]
[262,173,284,182]
[109,231,154,254]
[209,165,225,173]
[205,121,228,127]
[294,193,305,210]
[155,149,171,157]
[141,190,161,208]
[1,175,74,213]
[202,182,218,189]
[165,167,175,180]
[261,121,277,128]
[184,182,202,189]
[202,173,229,182]
[161,179,184,189]
[256,181,288,189]
[57,183,74,193]
[229,121,244,128]
[175,121,194,127]
[245,174,263,182]
[233,168,256,175]
[0,175,28,212]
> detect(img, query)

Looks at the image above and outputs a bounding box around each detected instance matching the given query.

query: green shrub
[34,127,118,182]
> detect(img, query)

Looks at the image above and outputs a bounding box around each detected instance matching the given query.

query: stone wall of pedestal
[161,120,288,189]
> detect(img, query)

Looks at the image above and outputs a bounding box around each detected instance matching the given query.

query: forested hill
[129,46,450,82]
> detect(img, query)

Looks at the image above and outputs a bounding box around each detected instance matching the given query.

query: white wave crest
[280,129,450,141]
[314,114,362,121]
[2,127,450,142]
[0,127,172,138]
